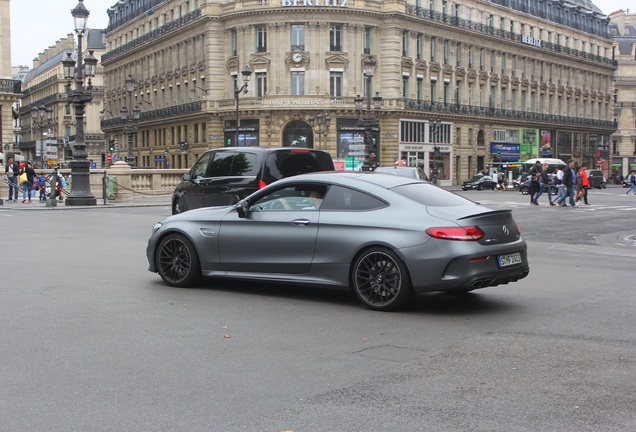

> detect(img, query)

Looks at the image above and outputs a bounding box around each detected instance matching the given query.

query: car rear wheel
[477,184,483,191]
[520,186,529,195]
[351,248,413,311]
[156,234,201,287]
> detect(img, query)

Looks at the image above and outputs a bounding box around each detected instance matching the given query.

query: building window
[403,75,409,98]
[430,37,436,62]
[443,82,450,104]
[230,29,237,56]
[291,71,304,95]
[291,24,305,51]
[417,34,423,60]
[330,24,343,52]
[443,39,449,64]
[456,43,462,67]
[402,31,409,57]
[431,79,437,101]
[417,78,423,102]
[256,72,267,97]
[330,72,342,97]
[256,25,267,53]
[364,26,372,54]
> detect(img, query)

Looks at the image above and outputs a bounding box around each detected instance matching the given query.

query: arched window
[282,120,313,148]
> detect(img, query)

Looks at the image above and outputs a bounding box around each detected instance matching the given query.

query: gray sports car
[147,172,529,311]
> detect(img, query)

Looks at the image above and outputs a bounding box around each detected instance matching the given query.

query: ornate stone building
[100,0,616,184]
[17,30,107,168]
[609,9,636,180]
[0,0,22,164]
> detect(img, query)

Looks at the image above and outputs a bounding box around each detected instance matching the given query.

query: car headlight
[152,222,163,235]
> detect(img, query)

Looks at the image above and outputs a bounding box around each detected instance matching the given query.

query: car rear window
[263,150,334,184]
[391,183,474,207]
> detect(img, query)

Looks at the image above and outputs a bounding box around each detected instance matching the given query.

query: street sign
[112,154,118,161]
[47,160,58,165]
[163,151,169,156]
[105,155,112,161]
[154,157,166,162]
[91,162,97,169]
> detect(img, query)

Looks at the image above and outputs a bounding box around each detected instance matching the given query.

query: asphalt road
[1,187,634,432]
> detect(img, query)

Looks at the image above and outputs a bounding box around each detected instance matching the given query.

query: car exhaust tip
[470,278,495,289]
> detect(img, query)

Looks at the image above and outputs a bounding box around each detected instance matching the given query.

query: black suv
[172,147,334,214]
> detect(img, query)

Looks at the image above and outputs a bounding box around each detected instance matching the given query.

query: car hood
[164,205,234,223]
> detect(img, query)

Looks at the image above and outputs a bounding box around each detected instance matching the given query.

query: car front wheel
[351,248,413,311]
[520,186,529,195]
[173,198,184,215]
[156,234,201,287]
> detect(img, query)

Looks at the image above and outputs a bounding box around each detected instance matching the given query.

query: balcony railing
[0,78,22,94]
[101,101,202,129]
[404,99,616,129]
[405,6,617,67]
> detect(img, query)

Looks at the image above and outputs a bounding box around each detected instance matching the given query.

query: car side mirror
[183,173,192,181]
[235,200,249,218]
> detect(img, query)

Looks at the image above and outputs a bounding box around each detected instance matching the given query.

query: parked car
[373,166,429,181]
[171,147,334,214]
[518,179,558,196]
[462,175,497,191]
[148,172,529,311]
[586,170,606,189]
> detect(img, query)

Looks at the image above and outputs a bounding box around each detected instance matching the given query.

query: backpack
[631,175,636,185]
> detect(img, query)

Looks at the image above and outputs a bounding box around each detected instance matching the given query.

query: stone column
[107,161,133,202]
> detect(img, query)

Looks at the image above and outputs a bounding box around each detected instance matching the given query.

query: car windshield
[466,175,484,182]
[391,183,473,207]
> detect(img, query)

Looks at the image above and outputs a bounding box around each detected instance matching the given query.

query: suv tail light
[425,226,485,241]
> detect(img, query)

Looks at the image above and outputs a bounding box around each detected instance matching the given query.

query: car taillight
[258,180,267,189]
[290,149,310,153]
[425,226,485,241]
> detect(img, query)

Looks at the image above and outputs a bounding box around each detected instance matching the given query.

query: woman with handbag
[20,162,36,203]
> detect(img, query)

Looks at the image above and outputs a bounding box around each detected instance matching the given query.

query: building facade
[0,0,22,164]
[100,0,617,184]
[17,29,107,168]
[609,10,636,180]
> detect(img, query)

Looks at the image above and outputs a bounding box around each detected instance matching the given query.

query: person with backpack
[627,171,636,195]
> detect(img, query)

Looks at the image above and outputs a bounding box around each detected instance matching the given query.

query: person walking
[36,174,47,202]
[556,160,576,207]
[4,155,20,202]
[626,171,636,195]
[577,165,591,205]
[528,160,542,205]
[533,163,554,206]
[20,162,36,203]
[551,165,565,205]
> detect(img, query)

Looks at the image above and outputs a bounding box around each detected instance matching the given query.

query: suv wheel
[173,198,185,215]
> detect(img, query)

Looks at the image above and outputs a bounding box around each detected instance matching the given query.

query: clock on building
[292,52,302,63]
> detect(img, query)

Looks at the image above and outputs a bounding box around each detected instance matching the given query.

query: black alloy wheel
[156,234,201,287]
[520,186,530,195]
[351,248,413,311]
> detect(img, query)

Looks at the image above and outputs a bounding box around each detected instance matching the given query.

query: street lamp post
[30,104,52,167]
[355,58,382,170]
[61,0,98,206]
[120,74,141,166]
[308,113,331,149]
[234,65,252,146]
[430,119,442,183]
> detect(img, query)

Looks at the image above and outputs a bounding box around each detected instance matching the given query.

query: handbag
[19,172,28,184]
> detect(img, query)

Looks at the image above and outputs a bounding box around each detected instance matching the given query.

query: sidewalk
[0,193,172,209]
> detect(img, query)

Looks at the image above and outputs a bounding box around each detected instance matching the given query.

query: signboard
[112,154,118,161]
[105,155,112,161]
[490,143,521,162]
[154,157,166,162]
[47,160,58,165]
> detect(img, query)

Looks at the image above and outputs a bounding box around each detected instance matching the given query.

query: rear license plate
[497,252,522,268]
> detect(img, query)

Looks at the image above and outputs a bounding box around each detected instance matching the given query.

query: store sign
[521,35,542,48]
[282,0,348,7]
[268,99,326,106]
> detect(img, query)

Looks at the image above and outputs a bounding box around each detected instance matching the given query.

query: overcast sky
[9,0,635,68]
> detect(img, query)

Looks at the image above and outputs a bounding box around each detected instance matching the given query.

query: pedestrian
[4,155,20,201]
[496,170,506,190]
[576,165,590,205]
[37,174,47,202]
[533,163,554,206]
[20,162,36,203]
[556,160,576,207]
[626,171,636,195]
[528,160,542,205]
[551,165,565,205]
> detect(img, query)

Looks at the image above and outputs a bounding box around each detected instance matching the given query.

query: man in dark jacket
[528,160,542,205]
[556,160,576,207]
[4,155,20,201]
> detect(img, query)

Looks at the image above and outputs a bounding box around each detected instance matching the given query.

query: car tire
[156,234,201,287]
[477,184,483,191]
[173,198,185,215]
[520,186,529,195]
[351,247,413,311]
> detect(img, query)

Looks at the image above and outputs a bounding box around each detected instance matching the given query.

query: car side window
[207,152,234,177]
[230,152,259,176]
[250,184,328,211]
[191,152,212,179]
[321,185,386,211]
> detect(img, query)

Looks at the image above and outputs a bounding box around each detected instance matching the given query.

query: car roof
[204,146,328,154]
[278,171,423,189]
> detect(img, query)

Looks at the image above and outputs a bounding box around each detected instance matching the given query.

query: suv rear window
[263,150,334,184]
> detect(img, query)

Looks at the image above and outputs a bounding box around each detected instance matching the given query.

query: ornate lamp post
[120,74,141,166]
[30,104,52,167]
[61,0,97,206]
[234,65,252,146]
[308,113,331,149]
[355,57,382,170]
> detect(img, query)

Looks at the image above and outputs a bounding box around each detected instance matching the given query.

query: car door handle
[291,219,311,226]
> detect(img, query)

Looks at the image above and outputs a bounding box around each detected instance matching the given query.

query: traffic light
[108,139,115,152]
